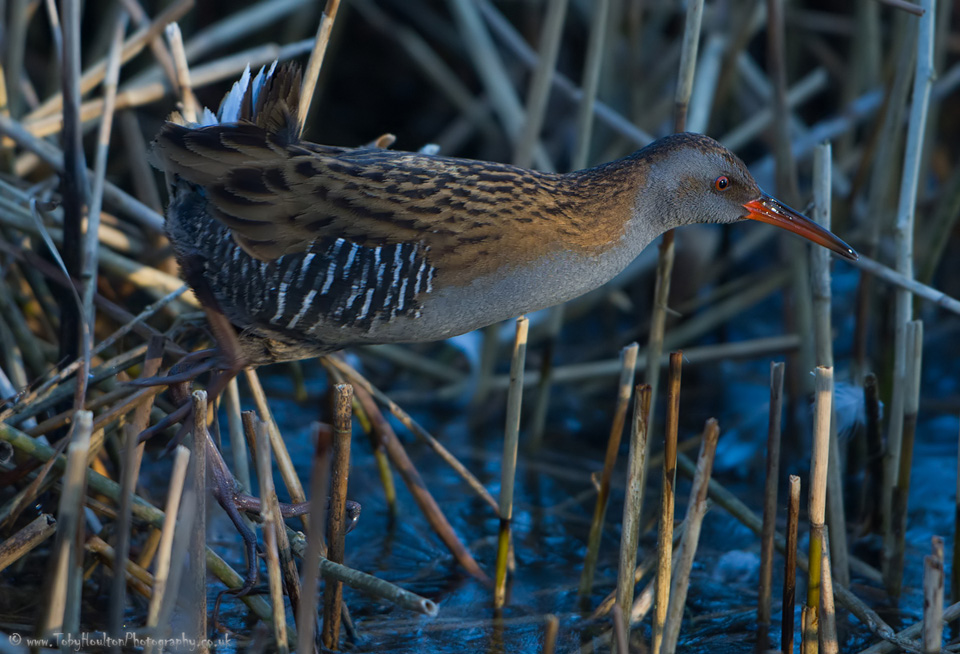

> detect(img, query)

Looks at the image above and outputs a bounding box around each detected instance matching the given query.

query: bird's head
[638,133,857,261]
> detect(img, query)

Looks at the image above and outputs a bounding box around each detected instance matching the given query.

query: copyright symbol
[9,633,21,645]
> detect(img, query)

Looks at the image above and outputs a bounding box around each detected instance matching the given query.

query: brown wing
[154,120,567,263]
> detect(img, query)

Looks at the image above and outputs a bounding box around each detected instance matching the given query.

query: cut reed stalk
[255,416,289,654]
[164,22,198,123]
[41,411,91,639]
[784,475,801,654]
[661,418,720,654]
[145,444,190,630]
[675,452,902,646]
[758,361,785,648]
[109,336,162,638]
[495,316,528,608]
[654,351,682,653]
[190,391,208,649]
[223,378,251,491]
[0,513,55,572]
[542,614,559,654]
[820,528,839,654]
[323,384,353,650]
[924,537,945,653]
[615,385,651,617]
[295,418,331,654]
[579,342,639,599]
[805,366,834,647]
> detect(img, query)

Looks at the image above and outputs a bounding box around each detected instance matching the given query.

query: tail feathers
[153,61,303,186]
[178,60,302,133]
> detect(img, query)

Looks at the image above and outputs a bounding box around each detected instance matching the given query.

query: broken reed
[653,351,682,653]
[579,342,639,599]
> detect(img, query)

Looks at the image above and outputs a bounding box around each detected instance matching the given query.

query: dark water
[192,262,960,653]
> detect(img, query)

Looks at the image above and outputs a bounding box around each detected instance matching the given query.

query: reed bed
[0,1,958,653]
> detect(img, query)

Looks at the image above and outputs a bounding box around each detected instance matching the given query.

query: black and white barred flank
[169,187,435,338]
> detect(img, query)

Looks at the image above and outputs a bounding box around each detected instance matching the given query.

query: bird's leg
[201,425,261,596]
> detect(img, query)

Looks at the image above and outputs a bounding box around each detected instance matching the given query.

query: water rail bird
[147,62,856,591]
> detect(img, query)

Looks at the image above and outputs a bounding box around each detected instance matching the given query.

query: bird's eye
[715,176,730,191]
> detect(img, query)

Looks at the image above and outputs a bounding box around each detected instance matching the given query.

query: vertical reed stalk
[298,0,342,136]
[81,13,125,360]
[758,361,785,647]
[954,419,960,632]
[612,603,628,654]
[864,373,883,532]
[646,0,702,442]
[323,384,353,650]
[224,378,251,491]
[783,475,801,654]
[295,420,332,654]
[805,367,834,649]
[164,22,198,123]
[145,445,191,630]
[542,614,559,654]
[41,411,92,639]
[495,316,528,608]
[580,343,639,599]
[255,417,289,654]
[820,528,838,654]
[661,418,720,654]
[884,0,935,591]
[811,142,849,588]
[616,385,651,617]
[57,0,87,379]
[654,351,683,653]
[110,337,163,640]
[924,537,944,653]
[190,391,208,649]
[888,320,924,596]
